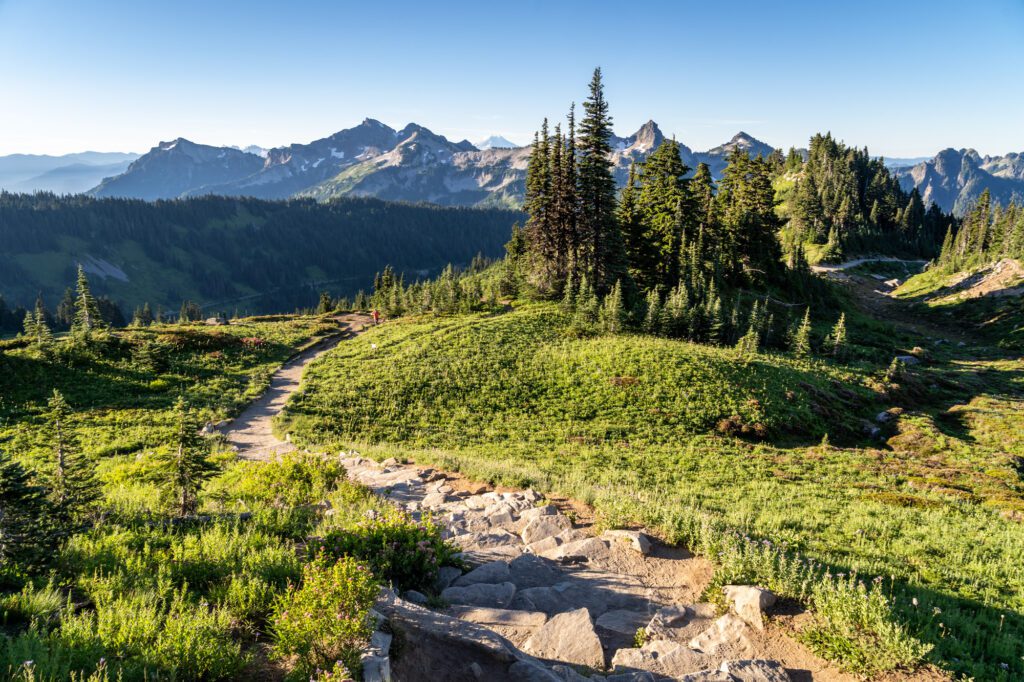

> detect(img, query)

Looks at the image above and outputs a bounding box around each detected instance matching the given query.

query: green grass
[0,317,463,680]
[281,303,1024,680]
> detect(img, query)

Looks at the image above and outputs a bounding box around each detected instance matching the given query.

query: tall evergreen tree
[0,450,50,567]
[72,265,104,335]
[637,139,690,289]
[46,390,100,534]
[576,67,629,294]
[159,397,218,516]
[830,313,848,359]
[793,307,813,358]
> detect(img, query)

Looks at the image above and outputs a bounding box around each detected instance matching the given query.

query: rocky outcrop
[343,455,803,681]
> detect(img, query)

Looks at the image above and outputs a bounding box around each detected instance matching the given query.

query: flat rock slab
[719,659,792,682]
[523,607,604,669]
[442,581,517,609]
[596,609,651,636]
[454,560,511,586]
[449,606,549,629]
[611,639,712,678]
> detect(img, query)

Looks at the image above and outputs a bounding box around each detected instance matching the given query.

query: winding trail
[809,256,927,273]
[223,313,370,460]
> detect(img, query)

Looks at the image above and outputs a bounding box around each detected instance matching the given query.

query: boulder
[611,639,711,678]
[404,590,429,605]
[442,581,517,608]
[719,659,792,682]
[508,553,567,589]
[551,664,595,681]
[688,614,755,658]
[602,530,653,555]
[435,565,463,591]
[723,586,776,630]
[596,609,650,636]
[376,591,548,681]
[454,561,511,586]
[523,607,604,669]
[520,505,559,523]
[507,660,563,681]
[522,514,573,544]
[540,537,611,563]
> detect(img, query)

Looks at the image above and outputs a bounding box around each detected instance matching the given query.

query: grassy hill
[281,303,1024,680]
[0,318,461,680]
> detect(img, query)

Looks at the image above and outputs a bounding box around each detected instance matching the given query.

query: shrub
[0,582,65,628]
[320,507,460,592]
[801,574,932,675]
[271,556,378,677]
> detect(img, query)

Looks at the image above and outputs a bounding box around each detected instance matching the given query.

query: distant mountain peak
[476,135,520,150]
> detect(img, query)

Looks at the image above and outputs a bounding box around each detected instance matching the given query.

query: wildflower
[23,661,33,668]
[911,597,918,607]
[933,607,942,616]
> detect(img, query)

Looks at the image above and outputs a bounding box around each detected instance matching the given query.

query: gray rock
[676,670,733,682]
[526,535,564,555]
[540,537,611,563]
[551,664,596,681]
[606,673,658,682]
[454,561,511,586]
[688,614,755,657]
[361,653,391,682]
[895,354,921,365]
[596,609,650,636]
[602,530,653,555]
[461,529,522,549]
[523,607,605,669]
[422,491,451,507]
[448,606,548,629]
[520,504,559,523]
[522,514,573,544]
[435,565,463,591]
[507,660,563,681]
[404,590,429,605]
[509,553,568,589]
[723,585,776,630]
[442,581,517,608]
[719,659,792,682]
[380,457,400,467]
[611,639,711,678]
[375,591,538,681]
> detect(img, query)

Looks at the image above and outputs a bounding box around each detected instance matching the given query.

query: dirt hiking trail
[224,313,370,460]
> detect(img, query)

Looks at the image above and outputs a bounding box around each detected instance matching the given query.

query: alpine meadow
[2,3,1024,681]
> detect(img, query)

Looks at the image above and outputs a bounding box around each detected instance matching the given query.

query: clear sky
[1,0,1022,158]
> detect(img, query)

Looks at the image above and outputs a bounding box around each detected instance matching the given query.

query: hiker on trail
[371,309,381,325]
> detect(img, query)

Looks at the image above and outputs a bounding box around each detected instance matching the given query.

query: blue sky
[1,0,1022,157]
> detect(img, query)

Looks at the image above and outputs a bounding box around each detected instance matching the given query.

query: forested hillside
[0,192,519,324]
[778,134,953,263]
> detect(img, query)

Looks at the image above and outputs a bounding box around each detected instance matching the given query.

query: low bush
[320,507,460,593]
[271,556,378,678]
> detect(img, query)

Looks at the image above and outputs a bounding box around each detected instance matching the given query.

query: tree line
[934,190,1024,271]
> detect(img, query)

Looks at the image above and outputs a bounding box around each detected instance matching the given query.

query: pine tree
[599,281,627,334]
[830,313,848,359]
[638,138,690,289]
[159,397,218,516]
[793,307,813,358]
[561,272,577,312]
[46,390,100,533]
[317,291,334,314]
[577,67,629,294]
[0,450,50,567]
[72,265,104,335]
[642,289,662,335]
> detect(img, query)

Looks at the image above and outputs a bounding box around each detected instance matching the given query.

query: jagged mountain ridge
[87,120,781,207]
[896,148,1024,216]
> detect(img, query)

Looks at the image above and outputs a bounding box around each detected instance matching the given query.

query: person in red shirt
[371,309,381,325]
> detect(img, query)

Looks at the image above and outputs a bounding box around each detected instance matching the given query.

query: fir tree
[642,289,662,335]
[0,450,50,567]
[159,397,218,516]
[46,390,100,533]
[72,265,104,335]
[830,313,848,359]
[793,307,813,358]
[577,67,629,294]
[599,281,627,334]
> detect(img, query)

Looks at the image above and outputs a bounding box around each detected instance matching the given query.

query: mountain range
[0,151,138,194]
[84,119,785,208]
[895,148,1024,216]
[4,125,1021,217]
